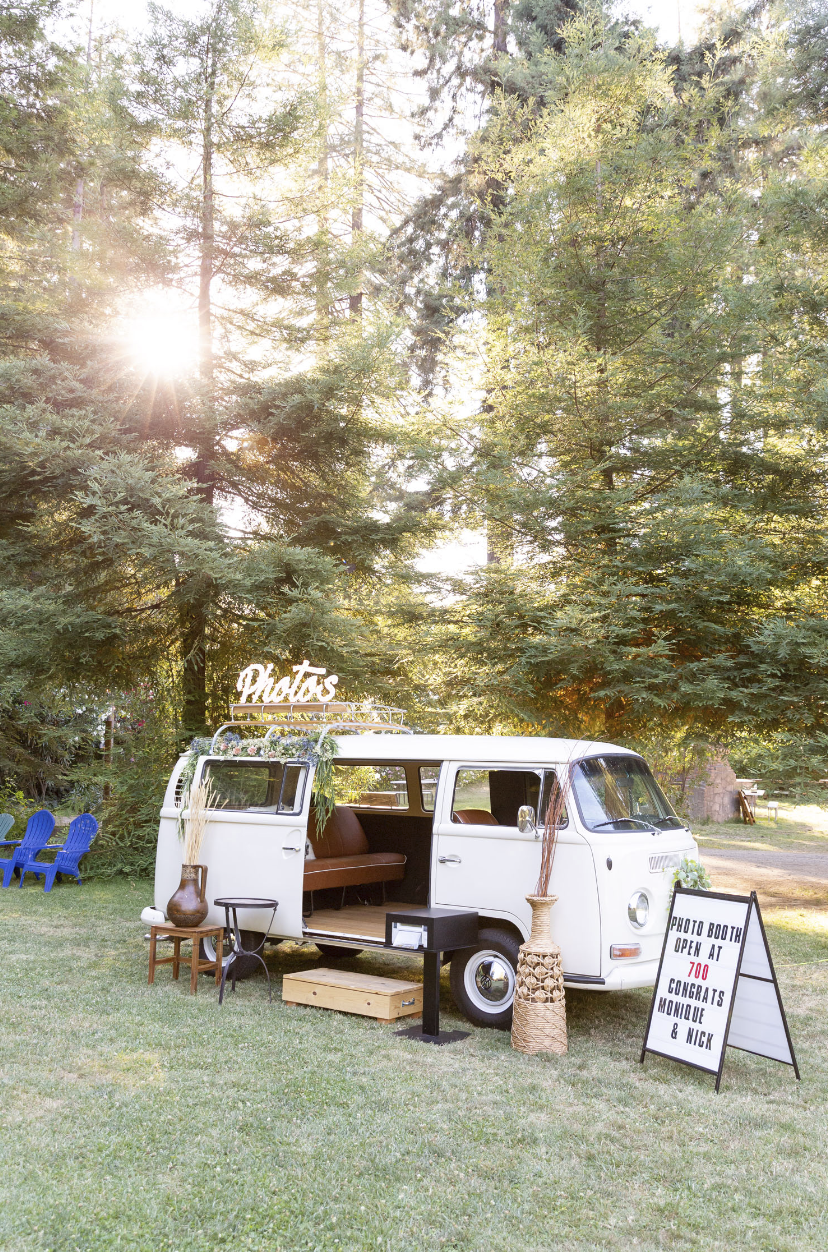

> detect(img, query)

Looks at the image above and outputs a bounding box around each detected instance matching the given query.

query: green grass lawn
[2,879,827,1252]
[694,800,828,853]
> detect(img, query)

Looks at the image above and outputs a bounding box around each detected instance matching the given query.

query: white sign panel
[728,906,797,1066]
[643,889,749,1076]
[641,888,798,1091]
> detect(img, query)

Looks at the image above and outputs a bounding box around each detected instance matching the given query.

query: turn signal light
[610,943,642,960]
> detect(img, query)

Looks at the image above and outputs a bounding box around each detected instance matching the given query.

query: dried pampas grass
[182,781,214,865]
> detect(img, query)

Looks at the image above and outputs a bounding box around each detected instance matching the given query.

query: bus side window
[419,766,439,811]
[539,772,569,828]
[452,769,542,826]
[330,763,409,809]
[452,769,494,822]
[278,765,307,814]
[202,759,307,815]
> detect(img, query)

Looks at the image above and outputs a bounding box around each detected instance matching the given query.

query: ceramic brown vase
[166,864,208,927]
[511,894,568,1056]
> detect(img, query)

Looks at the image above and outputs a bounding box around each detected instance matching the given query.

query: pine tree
[419,9,828,744]
[130,0,429,733]
[0,1,431,856]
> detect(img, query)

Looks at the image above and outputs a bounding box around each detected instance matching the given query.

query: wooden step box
[282,967,423,1025]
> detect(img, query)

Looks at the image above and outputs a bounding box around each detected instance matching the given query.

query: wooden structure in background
[737,790,757,825]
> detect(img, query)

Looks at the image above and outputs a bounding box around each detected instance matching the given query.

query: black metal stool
[214,897,278,1004]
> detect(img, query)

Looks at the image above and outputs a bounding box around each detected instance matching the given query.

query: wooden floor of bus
[304,902,406,942]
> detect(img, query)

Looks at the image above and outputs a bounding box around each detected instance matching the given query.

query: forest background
[1,0,828,872]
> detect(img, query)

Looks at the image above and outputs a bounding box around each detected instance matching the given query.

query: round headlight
[628,891,649,928]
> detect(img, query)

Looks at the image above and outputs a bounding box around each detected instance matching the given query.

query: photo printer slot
[391,923,427,950]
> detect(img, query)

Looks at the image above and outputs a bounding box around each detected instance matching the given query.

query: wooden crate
[282,967,423,1025]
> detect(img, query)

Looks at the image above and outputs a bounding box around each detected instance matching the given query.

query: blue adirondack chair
[19,813,98,891]
[1,810,56,887]
[0,814,16,846]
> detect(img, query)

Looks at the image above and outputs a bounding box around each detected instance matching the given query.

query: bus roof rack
[228,701,406,725]
[209,702,411,753]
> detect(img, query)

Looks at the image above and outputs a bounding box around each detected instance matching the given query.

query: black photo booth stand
[385,907,479,1045]
[641,887,799,1092]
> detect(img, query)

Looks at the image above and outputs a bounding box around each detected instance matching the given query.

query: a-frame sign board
[641,887,799,1092]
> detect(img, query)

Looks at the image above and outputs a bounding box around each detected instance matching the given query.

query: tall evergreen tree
[416,9,828,745]
[130,0,428,733]
[389,0,598,395]
[0,0,429,850]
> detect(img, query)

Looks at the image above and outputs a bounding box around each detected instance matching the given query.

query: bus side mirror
[517,805,536,835]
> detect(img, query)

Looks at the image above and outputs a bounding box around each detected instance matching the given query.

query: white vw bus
[153,716,697,1027]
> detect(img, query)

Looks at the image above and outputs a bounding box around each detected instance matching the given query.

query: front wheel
[449,928,520,1029]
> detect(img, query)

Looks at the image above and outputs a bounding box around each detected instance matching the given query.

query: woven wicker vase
[511,894,568,1056]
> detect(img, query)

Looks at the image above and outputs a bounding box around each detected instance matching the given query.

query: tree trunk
[180,594,210,736]
[483,0,512,564]
[180,21,219,738]
[316,0,330,352]
[71,178,84,252]
[198,33,216,404]
[594,150,615,553]
[349,0,365,319]
[493,0,508,58]
[102,705,115,802]
[71,3,95,254]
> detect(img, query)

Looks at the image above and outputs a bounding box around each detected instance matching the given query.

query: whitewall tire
[449,928,521,1029]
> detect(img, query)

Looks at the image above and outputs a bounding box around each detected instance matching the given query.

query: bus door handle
[282,845,301,853]
[438,855,461,864]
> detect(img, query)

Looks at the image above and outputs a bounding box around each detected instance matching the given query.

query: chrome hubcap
[464,950,516,1013]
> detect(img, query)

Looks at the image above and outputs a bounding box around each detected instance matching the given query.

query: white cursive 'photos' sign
[236,661,340,705]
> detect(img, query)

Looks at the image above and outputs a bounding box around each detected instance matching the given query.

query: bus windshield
[571,755,683,832]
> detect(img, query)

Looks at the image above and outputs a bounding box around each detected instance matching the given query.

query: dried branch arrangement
[182,781,214,865]
[513,764,574,1056]
[535,764,572,897]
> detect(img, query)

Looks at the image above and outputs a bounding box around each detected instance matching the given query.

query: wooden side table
[148,923,224,995]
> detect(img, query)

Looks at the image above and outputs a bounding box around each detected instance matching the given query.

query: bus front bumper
[564,959,661,992]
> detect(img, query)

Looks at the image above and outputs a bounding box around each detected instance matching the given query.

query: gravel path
[700,847,828,908]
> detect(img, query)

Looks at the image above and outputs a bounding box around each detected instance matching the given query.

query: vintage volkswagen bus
[153,715,697,1027]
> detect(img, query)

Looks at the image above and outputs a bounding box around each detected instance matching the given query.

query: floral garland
[177,729,340,827]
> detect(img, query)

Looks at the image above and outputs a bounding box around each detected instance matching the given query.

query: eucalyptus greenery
[670,858,713,898]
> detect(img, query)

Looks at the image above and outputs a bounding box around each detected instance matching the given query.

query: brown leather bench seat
[303,805,406,893]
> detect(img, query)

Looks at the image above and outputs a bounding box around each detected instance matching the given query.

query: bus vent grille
[649,853,681,874]
[173,776,186,808]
